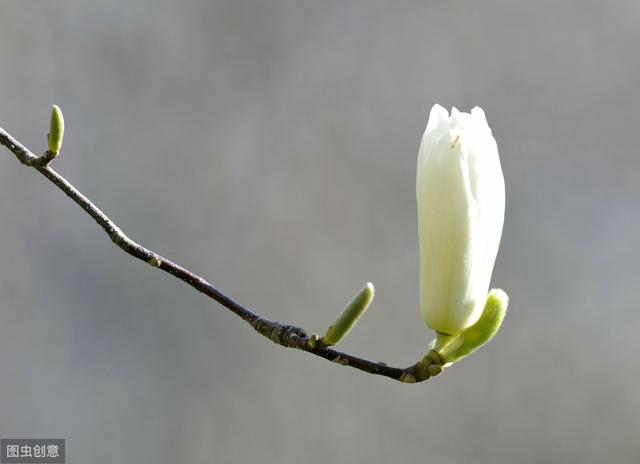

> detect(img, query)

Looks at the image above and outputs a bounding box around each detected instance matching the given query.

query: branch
[0,126,443,383]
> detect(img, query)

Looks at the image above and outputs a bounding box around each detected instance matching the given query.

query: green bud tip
[47,104,65,155]
[320,282,374,347]
[438,289,509,364]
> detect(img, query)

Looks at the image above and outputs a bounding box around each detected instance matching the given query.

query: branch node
[399,373,416,383]
[306,333,319,349]
[31,150,59,168]
[147,256,162,267]
[331,355,350,366]
[398,350,446,383]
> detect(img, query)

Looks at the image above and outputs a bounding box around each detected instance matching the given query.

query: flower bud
[321,283,374,347]
[417,104,505,335]
[47,104,64,155]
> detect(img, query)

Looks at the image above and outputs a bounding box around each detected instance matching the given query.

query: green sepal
[434,331,457,352]
[320,283,374,347]
[438,289,508,364]
[47,105,65,155]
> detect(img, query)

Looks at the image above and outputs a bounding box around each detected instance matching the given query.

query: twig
[0,126,442,383]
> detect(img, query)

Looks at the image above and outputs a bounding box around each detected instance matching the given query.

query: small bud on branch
[320,283,374,347]
[47,105,65,155]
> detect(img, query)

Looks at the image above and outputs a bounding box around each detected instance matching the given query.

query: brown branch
[0,126,443,383]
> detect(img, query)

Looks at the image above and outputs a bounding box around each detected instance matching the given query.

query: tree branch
[0,126,443,383]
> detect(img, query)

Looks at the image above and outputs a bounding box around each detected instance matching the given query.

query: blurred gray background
[1,1,639,463]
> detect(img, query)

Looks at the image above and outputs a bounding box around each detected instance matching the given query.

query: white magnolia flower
[417,104,505,335]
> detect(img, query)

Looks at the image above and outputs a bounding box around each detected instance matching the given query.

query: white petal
[417,105,505,334]
[471,106,487,126]
[425,104,449,135]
